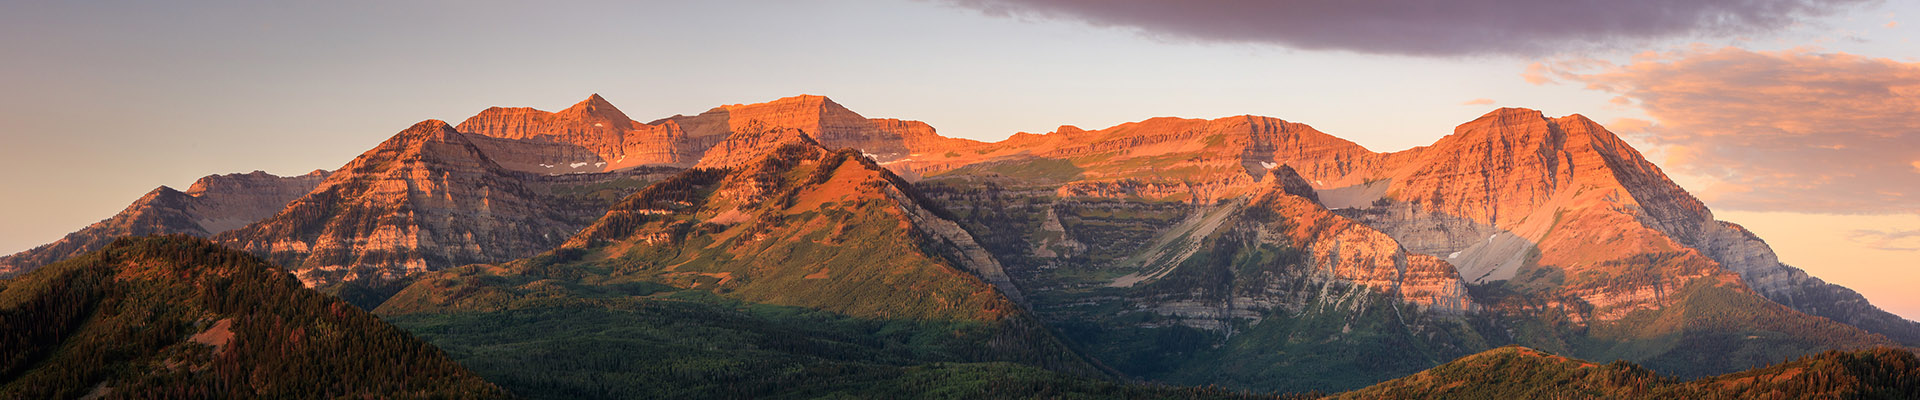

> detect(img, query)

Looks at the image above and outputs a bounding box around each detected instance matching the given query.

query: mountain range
[4,93,1915,398]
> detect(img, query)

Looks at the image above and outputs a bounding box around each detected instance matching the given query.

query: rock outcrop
[0,170,324,277]
[215,120,580,288]
[1133,167,1476,332]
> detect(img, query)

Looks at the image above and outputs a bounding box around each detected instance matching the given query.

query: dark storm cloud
[938,0,1877,56]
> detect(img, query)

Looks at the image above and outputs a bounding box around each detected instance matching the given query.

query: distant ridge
[0,170,324,277]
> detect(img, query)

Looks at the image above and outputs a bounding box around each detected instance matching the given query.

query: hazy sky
[1,1,1914,317]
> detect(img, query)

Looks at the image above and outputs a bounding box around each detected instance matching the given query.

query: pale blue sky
[1,0,1914,316]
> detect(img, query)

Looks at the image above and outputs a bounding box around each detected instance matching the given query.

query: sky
[0,0,1914,317]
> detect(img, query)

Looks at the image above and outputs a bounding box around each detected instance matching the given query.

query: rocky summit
[214,120,585,293]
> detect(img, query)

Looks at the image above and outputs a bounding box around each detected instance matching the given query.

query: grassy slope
[384,288,1291,399]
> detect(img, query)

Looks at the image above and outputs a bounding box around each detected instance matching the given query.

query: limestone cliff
[215,120,580,289]
[456,94,700,172]
[1131,166,1476,332]
[665,95,947,162]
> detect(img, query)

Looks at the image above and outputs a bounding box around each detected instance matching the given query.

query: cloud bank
[939,0,1877,56]
[1550,47,1920,213]
[1850,229,1920,251]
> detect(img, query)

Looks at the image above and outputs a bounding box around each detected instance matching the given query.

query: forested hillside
[0,235,504,399]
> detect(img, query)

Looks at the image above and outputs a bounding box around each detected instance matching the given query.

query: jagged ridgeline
[913,108,1911,392]
[0,235,504,398]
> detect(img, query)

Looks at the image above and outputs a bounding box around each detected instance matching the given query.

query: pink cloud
[1462,98,1496,106]
[1555,47,1920,213]
[1523,62,1556,85]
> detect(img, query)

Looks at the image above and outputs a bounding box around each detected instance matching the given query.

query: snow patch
[539,164,554,168]
[1260,161,1278,169]
[569,162,589,168]
[593,123,605,127]
[1449,251,1462,259]
[594,162,607,167]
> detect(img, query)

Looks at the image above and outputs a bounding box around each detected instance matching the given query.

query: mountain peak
[384,119,470,148]
[1476,107,1547,120]
[760,93,836,107]
[401,119,457,135]
[555,93,631,124]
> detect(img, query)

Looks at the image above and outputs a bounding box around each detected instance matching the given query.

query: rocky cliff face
[1325,108,1919,344]
[456,94,701,171]
[1132,167,1476,329]
[666,95,904,162]
[183,170,332,233]
[0,170,324,277]
[456,94,984,176]
[1337,109,1718,315]
[215,120,582,290]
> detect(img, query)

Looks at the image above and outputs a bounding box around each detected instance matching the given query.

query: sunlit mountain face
[4,1,1916,398]
[6,92,1914,398]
